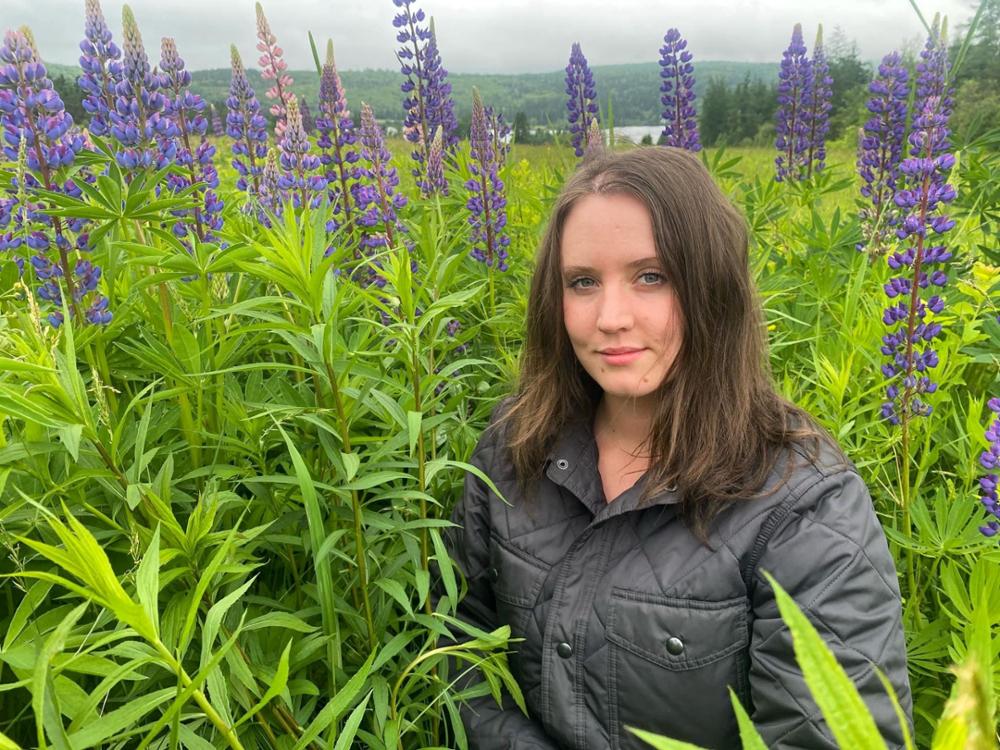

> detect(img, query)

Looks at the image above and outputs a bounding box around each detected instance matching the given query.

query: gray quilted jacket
[444,409,912,749]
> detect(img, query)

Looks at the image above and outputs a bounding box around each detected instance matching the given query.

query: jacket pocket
[489,531,550,636]
[605,588,749,750]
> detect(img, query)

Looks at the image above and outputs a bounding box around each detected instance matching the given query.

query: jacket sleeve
[748,468,913,749]
[441,430,562,750]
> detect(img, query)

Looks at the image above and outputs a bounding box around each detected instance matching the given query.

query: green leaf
[55,424,83,461]
[341,451,360,482]
[4,580,53,650]
[135,525,161,636]
[235,639,292,728]
[728,687,768,750]
[67,688,175,748]
[626,727,709,749]
[332,693,372,750]
[407,410,422,457]
[0,730,21,750]
[375,578,414,616]
[33,602,87,750]
[763,571,888,750]
[292,650,376,750]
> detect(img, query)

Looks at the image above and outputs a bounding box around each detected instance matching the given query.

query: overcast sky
[5,0,977,73]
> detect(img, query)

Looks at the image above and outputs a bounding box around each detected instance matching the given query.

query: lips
[598,347,646,365]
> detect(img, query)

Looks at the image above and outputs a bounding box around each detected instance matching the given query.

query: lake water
[612,125,664,144]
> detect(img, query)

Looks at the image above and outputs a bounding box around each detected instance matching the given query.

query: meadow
[1,2,1000,748]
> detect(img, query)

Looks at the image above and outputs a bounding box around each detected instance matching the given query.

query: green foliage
[0,92,998,749]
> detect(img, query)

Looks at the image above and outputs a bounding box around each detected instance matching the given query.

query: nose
[596,284,634,333]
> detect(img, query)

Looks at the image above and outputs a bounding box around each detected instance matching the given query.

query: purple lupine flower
[774,23,812,182]
[658,28,700,151]
[394,2,458,193]
[979,398,1000,537]
[210,103,223,136]
[423,124,446,197]
[915,13,953,146]
[803,25,832,177]
[352,103,407,283]
[159,36,222,244]
[109,5,172,173]
[256,2,294,137]
[423,18,458,152]
[565,42,599,158]
[226,45,268,197]
[0,29,110,326]
[277,96,326,210]
[879,97,955,426]
[857,51,909,255]
[316,40,361,234]
[256,146,284,224]
[464,88,510,271]
[77,0,122,137]
[300,98,315,134]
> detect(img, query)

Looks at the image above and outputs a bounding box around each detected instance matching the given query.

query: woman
[445,147,911,749]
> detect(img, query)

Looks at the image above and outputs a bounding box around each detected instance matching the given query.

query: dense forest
[45,2,1000,147]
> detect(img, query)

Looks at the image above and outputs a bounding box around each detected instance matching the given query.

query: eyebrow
[561,257,662,276]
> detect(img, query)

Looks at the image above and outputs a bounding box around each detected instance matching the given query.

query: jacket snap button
[665,636,685,655]
[556,642,573,659]
[487,567,499,582]
[555,459,569,470]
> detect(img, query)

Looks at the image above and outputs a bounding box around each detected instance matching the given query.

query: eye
[567,276,596,289]
[638,271,666,285]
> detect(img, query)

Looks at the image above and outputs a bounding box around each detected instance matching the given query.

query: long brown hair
[498,146,839,536]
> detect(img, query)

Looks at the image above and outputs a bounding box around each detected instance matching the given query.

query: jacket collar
[543,414,682,522]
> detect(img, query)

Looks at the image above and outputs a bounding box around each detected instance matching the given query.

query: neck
[594,395,654,454]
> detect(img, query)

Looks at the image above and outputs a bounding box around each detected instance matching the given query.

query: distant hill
[43,60,779,127]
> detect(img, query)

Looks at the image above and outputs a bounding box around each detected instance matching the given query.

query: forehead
[560,193,657,267]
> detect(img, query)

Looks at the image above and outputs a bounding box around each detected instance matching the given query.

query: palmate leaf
[764,571,889,750]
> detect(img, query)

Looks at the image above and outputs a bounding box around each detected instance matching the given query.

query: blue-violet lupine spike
[914,14,953,165]
[485,104,511,168]
[978,398,1000,537]
[77,0,122,137]
[879,96,955,426]
[277,96,326,210]
[300,98,315,134]
[110,5,171,173]
[857,51,909,255]
[803,25,832,177]
[464,88,510,272]
[658,27,701,152]
[256,146,285,225]
[352,102,408,286]
[317,40,361,237]
[565,42,599,158]
[0,29,110,326]
[210,103,223,136]
[227,45,268,198]
[774,23,812,182]
[159,36,222,245]
[394,1,457,193]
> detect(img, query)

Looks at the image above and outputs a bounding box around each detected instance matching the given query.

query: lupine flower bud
[979,398,1000,537]
[915,13,953,147]
[803,25,832,177]
[227,45,268,197]
[565,42,599,158]
[423,124,446,197]
[300,98,315,134]
[857,51,909,255]
[256,146,284,223]
[658,28,700,151]
[256,2,294,137]
[277,95,326,210]
[774,23,812,182]
[584,118,603,159]
[77,0,122,137]
[464,88,510,271]
[879,97,955,426]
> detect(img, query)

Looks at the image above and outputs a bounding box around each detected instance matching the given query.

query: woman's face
[560,193,684,412]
